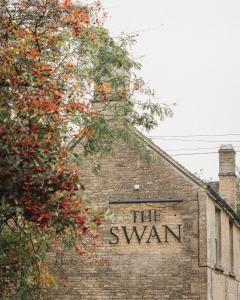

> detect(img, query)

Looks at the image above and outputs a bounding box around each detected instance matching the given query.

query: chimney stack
[218,144,236,211]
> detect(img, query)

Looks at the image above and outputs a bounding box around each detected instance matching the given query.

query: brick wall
[46,142,209,299]
[206,195,240,299]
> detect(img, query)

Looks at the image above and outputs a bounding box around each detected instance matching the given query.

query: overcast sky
[100,0,240,180]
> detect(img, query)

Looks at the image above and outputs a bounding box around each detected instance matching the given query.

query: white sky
[100,0,240,181]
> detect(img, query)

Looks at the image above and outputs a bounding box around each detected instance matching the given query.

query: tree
[0,0,172,298]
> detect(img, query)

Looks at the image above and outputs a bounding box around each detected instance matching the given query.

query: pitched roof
[208,181,219,193]
[134,130,207,188]
[134,129,240,224]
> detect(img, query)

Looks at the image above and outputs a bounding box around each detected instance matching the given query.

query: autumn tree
[0,0,172,298]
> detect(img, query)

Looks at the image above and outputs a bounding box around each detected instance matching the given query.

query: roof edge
[134,129,240,224]
[207,184,240,224]
[133,129,207,189]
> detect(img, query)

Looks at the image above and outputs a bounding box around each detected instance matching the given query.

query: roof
[207,183,240,222]
[134,129,240,224]
[208,181,219,193]
[134,129,207,188]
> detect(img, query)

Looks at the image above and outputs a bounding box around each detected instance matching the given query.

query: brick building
[48,130,240,299]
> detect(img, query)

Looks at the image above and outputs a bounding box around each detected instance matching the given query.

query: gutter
[207,184,240,224]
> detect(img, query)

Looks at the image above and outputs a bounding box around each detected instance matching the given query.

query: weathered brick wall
[206,196,240,299]
[47,143,208,299]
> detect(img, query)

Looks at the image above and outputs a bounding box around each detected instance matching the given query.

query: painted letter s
[109,227,119,244]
